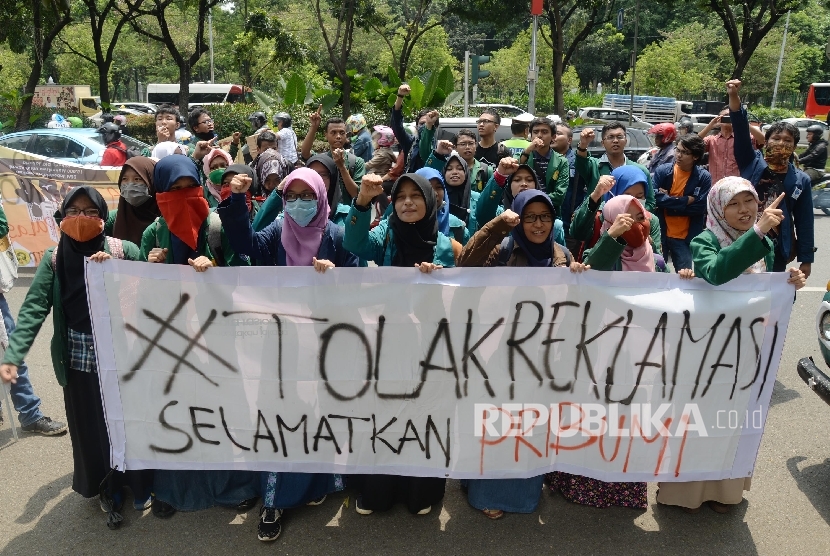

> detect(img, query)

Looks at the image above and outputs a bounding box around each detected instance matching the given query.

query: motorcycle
[810,170,830,216]
[797,284,830,404]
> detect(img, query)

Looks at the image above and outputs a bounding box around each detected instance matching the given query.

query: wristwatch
[577,146,588,153]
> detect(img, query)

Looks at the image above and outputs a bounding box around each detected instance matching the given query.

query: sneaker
[355,496,373,515]
[100,489,123,513]
[22,416,67,436]
[306,495,327,506]
[134,494,153,511]
[416,505,432,515]
[258,507,283,542]
[151,499,177,519]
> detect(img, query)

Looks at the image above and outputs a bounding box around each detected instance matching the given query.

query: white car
[577,107,652,129]
[761,118,829,147]
[111,102,157,114]
[681,114,720,134]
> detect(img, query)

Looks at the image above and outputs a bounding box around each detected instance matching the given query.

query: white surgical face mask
[120,182,151,206]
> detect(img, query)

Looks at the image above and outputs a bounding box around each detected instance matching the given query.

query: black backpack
[111,144,142,160]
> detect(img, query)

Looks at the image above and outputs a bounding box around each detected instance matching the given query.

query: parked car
[761,118,829,147]
[420,117,515,144]
[471,104,530,118]
[111,102,157,114]
[89,107,148,126]
[681,114,720,134]
[0,128,150,165]
[571,125,654,162]
[577,107,653,130]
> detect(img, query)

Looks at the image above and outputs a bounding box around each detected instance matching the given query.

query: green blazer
[691,229,774,286]
[139,216,248,267]
[2,239,141,387]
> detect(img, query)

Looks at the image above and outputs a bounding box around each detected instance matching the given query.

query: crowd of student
[0,79,813,539]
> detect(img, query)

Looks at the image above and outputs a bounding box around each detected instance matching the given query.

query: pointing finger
[768,192,786,209]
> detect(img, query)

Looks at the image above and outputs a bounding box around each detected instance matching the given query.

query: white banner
[87,261,793,482]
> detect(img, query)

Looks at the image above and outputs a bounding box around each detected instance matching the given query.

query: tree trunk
[98,66,112,106]
[553,30,565,115]
[179,62,191,113]
[15,2,70,131]
[15,61,42,132]
[341,72,351,118]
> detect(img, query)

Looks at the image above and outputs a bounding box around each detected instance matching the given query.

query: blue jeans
[665,237,693,271]
[0,294,43,426]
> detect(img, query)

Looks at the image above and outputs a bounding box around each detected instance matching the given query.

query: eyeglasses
[284,192,317,202]
[604,134,626,142]
[522,213,553,223]
[198,118,214,125]
[457,141,476,147]
[477,119,496,125]
[65,208,100,218]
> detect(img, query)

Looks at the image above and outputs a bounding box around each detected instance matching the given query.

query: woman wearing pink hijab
[549,194,693,510]
[217,167,359,268]
[579,194,671,273]
[202,148,233,208]
[216,167,357,542]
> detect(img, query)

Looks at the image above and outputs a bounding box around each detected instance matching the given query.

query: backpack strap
[51,237,125,269]
[207,211,224,266]
[497,236,514,266]
[554,242,573,267]
[106,237,125,259]
[154,217,161,249]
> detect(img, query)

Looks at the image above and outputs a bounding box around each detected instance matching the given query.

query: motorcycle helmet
[273,111,292,127]
[96,122,122,145]
[806,124,825,141]
[248,111,267,129]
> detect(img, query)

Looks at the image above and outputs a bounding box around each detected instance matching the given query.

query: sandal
[707,501,732,514]
[482,509,504,520]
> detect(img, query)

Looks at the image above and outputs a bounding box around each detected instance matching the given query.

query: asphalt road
[2,214,830,555]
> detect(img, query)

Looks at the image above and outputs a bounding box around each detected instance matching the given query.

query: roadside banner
[87,262,794,482]
[0,145,120,267]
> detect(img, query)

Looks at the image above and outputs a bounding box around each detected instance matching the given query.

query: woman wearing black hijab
[344,173,459,269]
[342,173,461,515]
[0,187,149,525]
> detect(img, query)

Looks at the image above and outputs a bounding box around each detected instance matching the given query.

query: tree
[540,1,617,114]
[0,0,72,130]
[127,0,223,109]
[571,23,626,90]
[57,0,145,105]
[311,0,381,116]
[704,0,807,79]
[367,0,449,80]
[630,22,721,97]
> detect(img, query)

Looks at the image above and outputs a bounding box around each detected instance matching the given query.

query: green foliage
[562,92,604,112]
[750,105,803,122]
[283,74,307,106]
[630,23,722,97]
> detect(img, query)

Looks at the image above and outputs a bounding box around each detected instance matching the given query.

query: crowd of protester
[0,79,813,539]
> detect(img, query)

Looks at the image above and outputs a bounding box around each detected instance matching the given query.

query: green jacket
[139,216,248,267]
[691,229,774,286]
[583,232,668,272]
[2,239,141,387]
[524,150,570,210]
[104,209,117,236]
[574,154,655,211]
[569,196,662,255]
[421,126,492,193]
[423,151,480,235]
[343,203,456,267]
[0,205,7,237]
